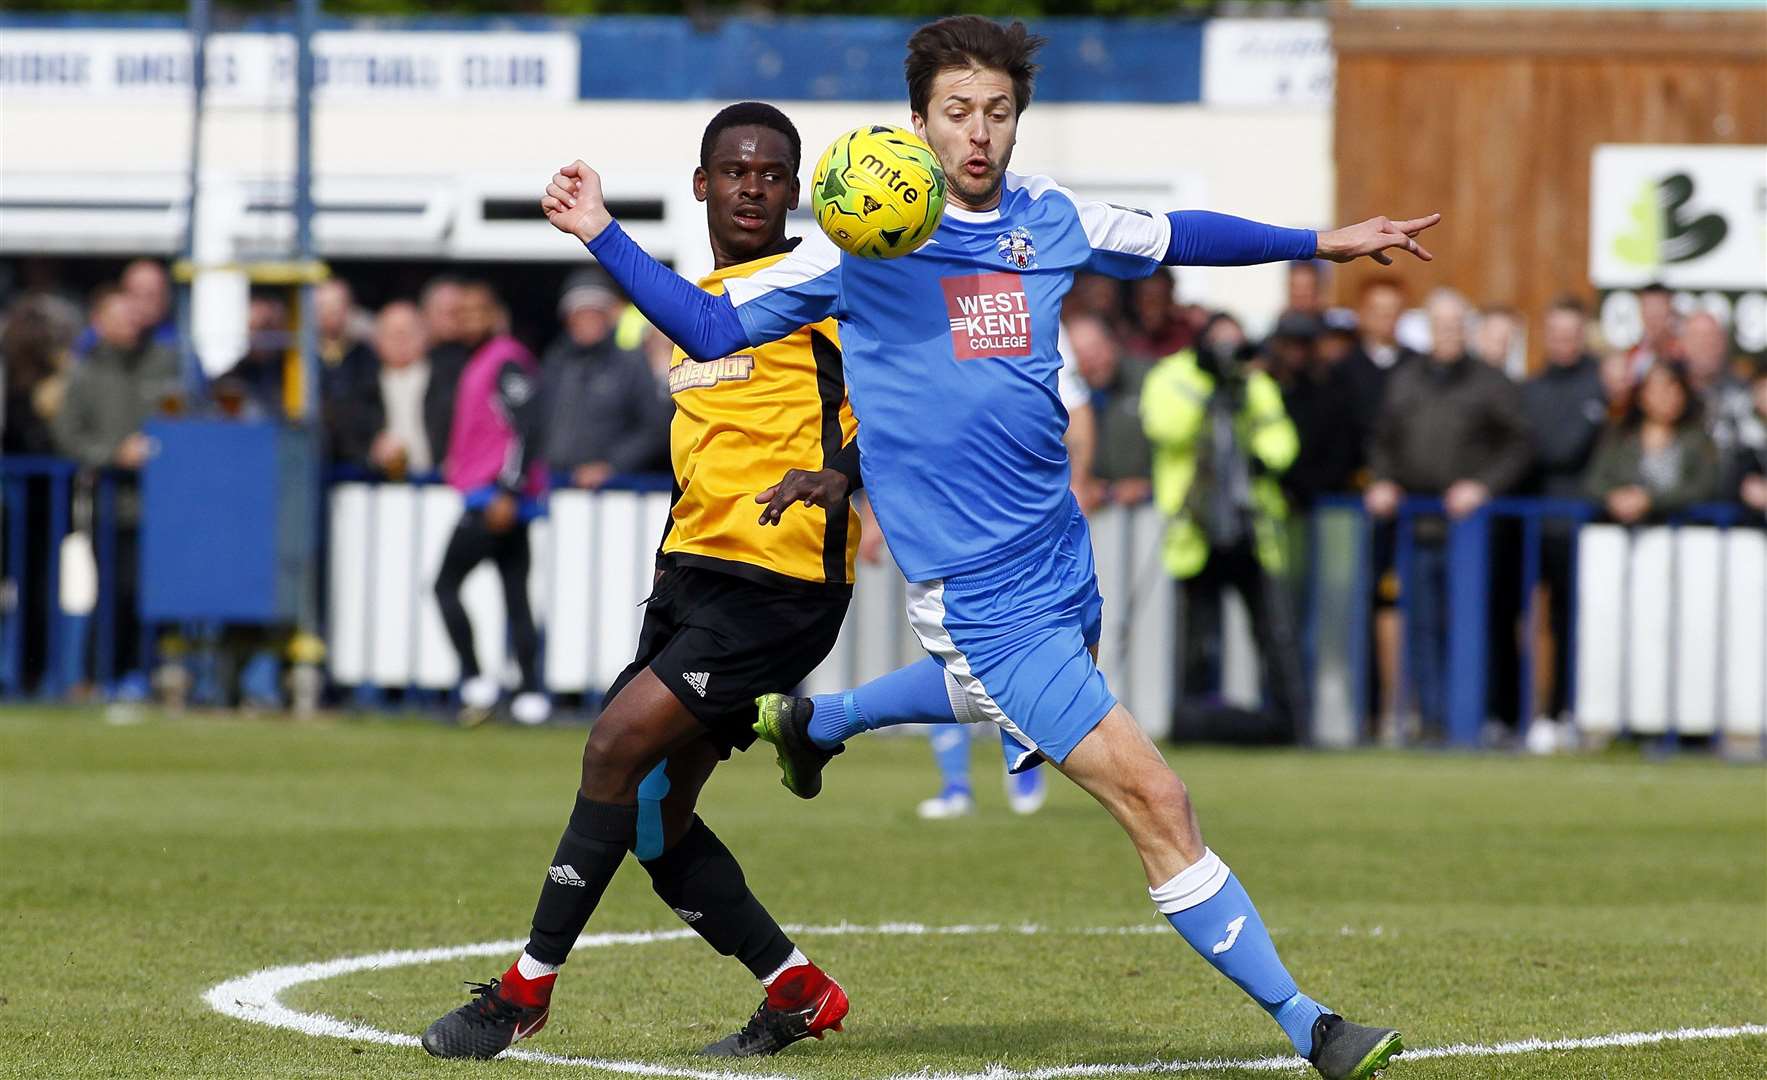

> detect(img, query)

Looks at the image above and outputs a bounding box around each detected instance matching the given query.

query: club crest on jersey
[995,225,1037,269]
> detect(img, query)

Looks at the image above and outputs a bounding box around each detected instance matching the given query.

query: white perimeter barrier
[332,485,1767,741]
[1575,524,1767,738]
[326,484,1186,735]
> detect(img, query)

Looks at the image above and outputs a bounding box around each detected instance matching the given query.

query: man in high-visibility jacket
[1141,338,1308,737]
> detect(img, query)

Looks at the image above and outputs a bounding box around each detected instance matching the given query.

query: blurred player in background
[431,281,550,727]
[423,103,859,1060]
[543,16,1436,1078]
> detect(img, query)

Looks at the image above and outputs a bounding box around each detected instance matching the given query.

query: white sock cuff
[760,946,809,987]
[1149,848,1231,915]
[517,951,561,979]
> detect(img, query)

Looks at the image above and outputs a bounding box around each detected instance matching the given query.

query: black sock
[524,795,638,965]
[641,816,794,980]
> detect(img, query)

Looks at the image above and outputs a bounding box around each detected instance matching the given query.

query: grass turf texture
[1,708,1763,1079]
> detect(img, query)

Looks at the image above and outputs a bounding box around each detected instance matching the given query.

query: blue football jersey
[724,173,1172,582]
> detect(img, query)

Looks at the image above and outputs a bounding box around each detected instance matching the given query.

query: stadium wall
[0,15,1333,335]
[1330,3,1767,363]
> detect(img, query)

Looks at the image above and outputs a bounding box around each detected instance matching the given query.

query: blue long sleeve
[584,221,750,361]
[1164,211,1316,267]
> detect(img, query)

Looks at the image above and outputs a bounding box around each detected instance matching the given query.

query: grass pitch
[1,707,1763,1079]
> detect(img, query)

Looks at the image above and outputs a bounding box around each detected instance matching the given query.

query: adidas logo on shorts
[549,864,587,887]
[672,906,704,924]
[683,671,710,697]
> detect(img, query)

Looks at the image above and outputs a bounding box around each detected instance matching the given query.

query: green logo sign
[1614,172,1729,269]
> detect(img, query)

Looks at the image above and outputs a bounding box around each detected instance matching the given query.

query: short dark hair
[700,101,801,174]
[1548,294,1587,319]
[89,282,125,310]
[905,16,1045,119]
[1639,281,1672,299]
[1626,361,1702,431]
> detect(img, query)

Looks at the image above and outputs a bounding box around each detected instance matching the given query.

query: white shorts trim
[904,579,1043,758]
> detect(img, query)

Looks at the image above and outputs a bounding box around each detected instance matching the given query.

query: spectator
[73,259,177,360]
[1520,297,1606,736]
[421,277,472,468]
[1680,311,1755,486]
[1067,313,1152,506]
[1364,289,1533,741]
[1472,305,1523,378]
[1524,299,1607,502]
[1,293,73,455]
[329,301,433,475]
[1062,272,1127,337]
[51,285,182,468]
[317,278,375,387]
[1339,278,1420,476]
[1584,362,1719,525]
[435,281,549,726]
[540,271,669,489]
[1315,307,1359,367]
[1627,282,1680,376]
[1263,310,1359,505]
[1142,327,1305,738]
[1283,260,1327,317]
[215,296,289,420]
[1126,267,1192,359]
[1599,348,1637,421]
[1737,368,1767,518]
[51,284,183,689]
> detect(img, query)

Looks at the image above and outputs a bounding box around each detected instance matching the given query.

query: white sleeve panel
[722,229,844,309]
[1007,172,1172,261]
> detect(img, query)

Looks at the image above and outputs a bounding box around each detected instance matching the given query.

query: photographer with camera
[1141,322,1306,742]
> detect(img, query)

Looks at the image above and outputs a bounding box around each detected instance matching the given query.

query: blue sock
[1153,849,1329,1057]
[929,724,973,795]
[807,657,956,749]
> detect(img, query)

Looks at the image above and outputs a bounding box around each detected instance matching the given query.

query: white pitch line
[203,924,1767,1080]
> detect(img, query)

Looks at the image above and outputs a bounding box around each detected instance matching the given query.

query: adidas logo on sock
[683,671,710,697]
[672,907,704,924]
[549,864,587,887]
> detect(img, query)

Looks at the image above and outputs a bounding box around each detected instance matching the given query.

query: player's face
[913,65,1018,212]
[695,126,799,265]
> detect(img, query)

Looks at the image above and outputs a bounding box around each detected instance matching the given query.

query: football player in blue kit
[541,17,1435,1079]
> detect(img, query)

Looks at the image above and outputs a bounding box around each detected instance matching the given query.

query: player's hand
[484,492,518,534]
[541,160,614,244]
[1317,213,1440,266]
[1364,480,1402,519]
[755,468,850,526]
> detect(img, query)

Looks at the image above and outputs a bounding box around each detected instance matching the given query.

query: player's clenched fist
[541,160,614,244]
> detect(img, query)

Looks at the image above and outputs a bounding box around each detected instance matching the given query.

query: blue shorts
[906,505,1115,772]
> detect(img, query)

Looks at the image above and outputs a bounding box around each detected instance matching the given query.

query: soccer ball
[811,125,947,259]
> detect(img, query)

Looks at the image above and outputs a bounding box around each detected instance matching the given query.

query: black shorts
[603,560,850,755]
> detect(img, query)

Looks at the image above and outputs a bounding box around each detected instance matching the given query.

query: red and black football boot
[700,963,849,1057]
[420,977,551,1059]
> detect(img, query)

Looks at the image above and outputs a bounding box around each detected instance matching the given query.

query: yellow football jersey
[660,248,860,589]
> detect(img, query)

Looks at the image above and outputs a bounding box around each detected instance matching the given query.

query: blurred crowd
[3,258,1764,738]
[5,259,1763,517]
[0,260,675,490]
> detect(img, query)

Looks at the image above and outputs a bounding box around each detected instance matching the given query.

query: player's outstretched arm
[1316,213,1440,266]
[541,160,749,362]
